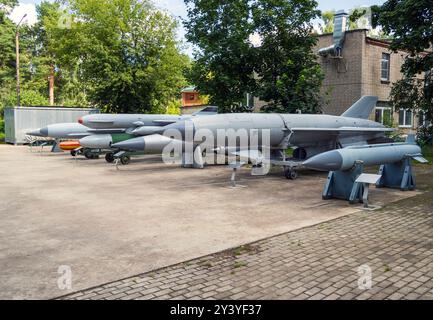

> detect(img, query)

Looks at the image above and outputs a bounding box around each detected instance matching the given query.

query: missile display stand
[51,139,63,153]
[181,146,204,169]
[376,156,415,191]
[322,161,364,204]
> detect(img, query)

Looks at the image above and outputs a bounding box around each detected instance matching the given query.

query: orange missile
[60,141,81,151]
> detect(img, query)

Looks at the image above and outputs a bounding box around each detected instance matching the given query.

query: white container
[4,106,100,144]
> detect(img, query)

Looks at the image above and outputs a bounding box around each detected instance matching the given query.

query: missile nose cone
[27,127,48,137]
[303,150,343,172]
[40,127,49,136]
[112,137,145,151]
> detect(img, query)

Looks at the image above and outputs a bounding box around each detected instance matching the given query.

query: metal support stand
[114,151,126,170]
[376,156,415,191]
[362,183,370,208]
[51,139,63,153]
[322,161,364,204]
[354,174,382,209]
[182,146,205,169]
[193,146,204,169]
[40,142,48,154]
[228,161,246,188]
[231,167,238,187]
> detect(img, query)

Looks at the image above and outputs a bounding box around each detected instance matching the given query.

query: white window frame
[418,111,431,128]
[398,109,413,128]
[381,53,391,82]
[375,107,392,125]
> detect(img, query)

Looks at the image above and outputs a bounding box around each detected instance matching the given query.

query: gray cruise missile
[79,133,135,149]
[27,123,91,139]
[111,134,179,153]
[112,96,393,162]
[79,106,218,130]
[303,142,426,172]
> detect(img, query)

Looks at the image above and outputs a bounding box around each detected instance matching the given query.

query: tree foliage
[184,0,257,112]
[185,0,324,113]
[376,0,433,139]
[0,0,189,115]
[253,0,322,113]
[0,0,18,113]
[47,0,189,113]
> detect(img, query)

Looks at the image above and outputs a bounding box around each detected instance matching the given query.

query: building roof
[181,86,197,93]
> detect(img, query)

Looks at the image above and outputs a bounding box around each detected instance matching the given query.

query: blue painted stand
[322,161,364,204]
[51,140,63,153]
[376,157,415,191]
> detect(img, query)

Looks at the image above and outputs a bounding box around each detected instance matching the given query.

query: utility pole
[48,66,55,106]
[15,14,27,107]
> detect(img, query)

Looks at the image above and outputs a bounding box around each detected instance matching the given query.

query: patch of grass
[233,261,248,269]
[0,132,4,144]
[290,240,303,246]
[317,224,329,230]
[286,148,294,157]
[199,260,213,268]
[422,145,433,164]
[231,244,255,257]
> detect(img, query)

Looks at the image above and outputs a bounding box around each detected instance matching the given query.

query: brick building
[181,86,207,114]
[315,28,426,131]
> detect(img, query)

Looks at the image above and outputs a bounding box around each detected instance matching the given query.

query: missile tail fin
[341,96,378,119]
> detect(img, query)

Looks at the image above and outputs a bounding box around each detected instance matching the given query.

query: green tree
[185,0,324,113]
[319,8,374,34]
[375,0,433,140]
[253,0,323,113]
[0,0,18,112]
[320,10,334,33]
[48,0,189,113]
[184,0,257,112]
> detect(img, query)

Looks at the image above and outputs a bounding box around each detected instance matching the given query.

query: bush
[0,120,4,143]
[422,145,433,164]
[417,125,433,146]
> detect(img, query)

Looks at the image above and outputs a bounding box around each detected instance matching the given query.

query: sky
[9,0,386,54]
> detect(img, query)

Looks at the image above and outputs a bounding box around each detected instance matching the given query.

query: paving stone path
[61,187,433,300]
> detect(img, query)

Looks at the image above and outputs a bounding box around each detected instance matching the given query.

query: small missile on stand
[302,142,426,172]
[302,137,428,203]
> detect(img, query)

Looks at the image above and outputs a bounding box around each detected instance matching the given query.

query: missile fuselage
[79,114,191,130]
[184,113,386,146]
[111,113,391,153]
[27,123,90,139]
[303,143,422,172]
[79,133,135,149]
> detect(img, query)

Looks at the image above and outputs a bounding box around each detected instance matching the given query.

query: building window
[375,107,392,125]
[189,94,195,101]
[381,53,390,82]
[399,109,413,128]
[419,111,430,127]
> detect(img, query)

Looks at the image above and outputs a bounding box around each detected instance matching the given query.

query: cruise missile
[302,142,426,172]
[112,97,393,159]
[27,123,90,140]
[111,134,183,154]
[79,107,218,130]
[79,133,136,149]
